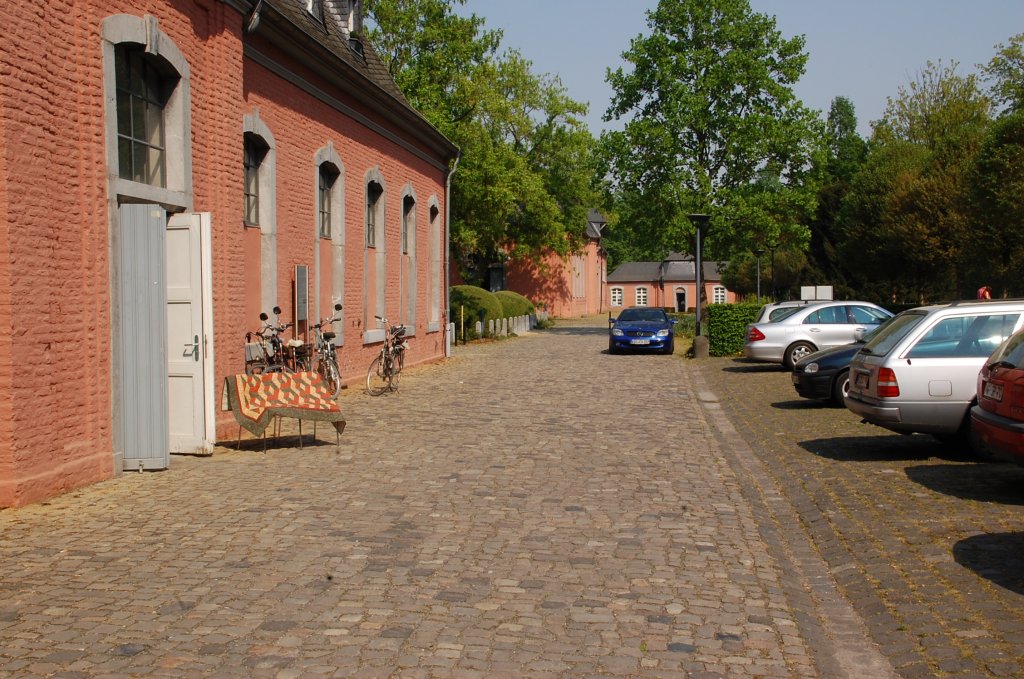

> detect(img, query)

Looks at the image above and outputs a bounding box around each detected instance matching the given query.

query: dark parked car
[971,328,1024,465]
[791,319,893,405]
[608,307,676,355]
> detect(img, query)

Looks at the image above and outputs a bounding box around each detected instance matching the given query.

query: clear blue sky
[459,0,1024,137]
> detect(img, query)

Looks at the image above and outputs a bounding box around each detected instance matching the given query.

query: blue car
[608,307,676,355]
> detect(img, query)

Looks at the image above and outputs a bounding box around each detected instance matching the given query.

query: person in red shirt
[977,285,992,300]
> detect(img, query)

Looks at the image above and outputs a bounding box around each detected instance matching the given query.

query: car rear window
[860,312,926,356]
[906,313,1020,359]
[989,329,1024,368]
[768,306,802,321]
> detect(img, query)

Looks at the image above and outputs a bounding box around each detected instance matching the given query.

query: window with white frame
[635,287,648,306]
[610,287,623,307]
[713,285,727,304]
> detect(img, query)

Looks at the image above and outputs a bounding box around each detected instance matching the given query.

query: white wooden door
[166,213,214,454]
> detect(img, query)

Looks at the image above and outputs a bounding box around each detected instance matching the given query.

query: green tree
[600,0,821,266]
[969,111,1024,296]
[839,61,992,302]
[981,33,1024,113]
[802,97,867,297]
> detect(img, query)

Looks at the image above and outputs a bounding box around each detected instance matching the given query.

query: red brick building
[607,254,737,312]
[503,210,608,318]
[0,0,458,506]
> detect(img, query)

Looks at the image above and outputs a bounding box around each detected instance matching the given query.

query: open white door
[167,212,215,454]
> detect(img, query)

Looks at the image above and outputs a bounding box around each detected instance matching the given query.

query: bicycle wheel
[389,349,404,391]
[366,354,390,396]
[319,356,342,399]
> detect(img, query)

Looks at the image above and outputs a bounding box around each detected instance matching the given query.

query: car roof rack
[945,298,1024,307]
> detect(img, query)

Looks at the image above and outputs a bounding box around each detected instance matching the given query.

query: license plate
[854,372,870,389]
[630,339,650,345]
[983,381,1004,401]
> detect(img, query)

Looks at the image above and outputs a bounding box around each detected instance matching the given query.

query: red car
[971,329,1024,464]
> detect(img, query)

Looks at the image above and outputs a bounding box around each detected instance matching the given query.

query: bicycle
[366,315,407,395]
[309,303,343,399]
[244,306,294,375]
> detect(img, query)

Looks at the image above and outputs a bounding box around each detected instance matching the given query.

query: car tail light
[748,327,766,342]
[877,367,899,397]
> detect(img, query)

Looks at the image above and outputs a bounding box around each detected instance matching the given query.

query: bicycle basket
[245,342,264,362]
[392,325,407,337]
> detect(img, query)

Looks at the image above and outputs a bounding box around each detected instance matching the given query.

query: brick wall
[0,0,451,505]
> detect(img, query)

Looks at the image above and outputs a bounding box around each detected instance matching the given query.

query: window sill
[363,328,385,344]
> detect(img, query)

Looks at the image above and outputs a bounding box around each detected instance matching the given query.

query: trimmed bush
[706,302,761,356]
[495,290,535,318]
[450,285,503,340]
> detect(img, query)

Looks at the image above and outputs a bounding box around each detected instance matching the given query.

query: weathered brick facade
[0,0,457,507]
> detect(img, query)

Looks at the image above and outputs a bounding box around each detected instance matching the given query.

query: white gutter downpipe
[444,151,461,357]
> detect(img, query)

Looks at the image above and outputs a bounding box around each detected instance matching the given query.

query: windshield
[618,308,668,323]
[860,311,926,356]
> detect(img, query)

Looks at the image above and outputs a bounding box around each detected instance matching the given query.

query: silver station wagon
[845,300,1024,441]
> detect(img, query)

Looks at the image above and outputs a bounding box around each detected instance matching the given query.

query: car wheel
[831,370,850,406]
[783,341,816,370]
[664,340,674,355]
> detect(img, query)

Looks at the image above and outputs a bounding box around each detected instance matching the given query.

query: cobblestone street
[695,355,1024,679]
[3,316,1013,677]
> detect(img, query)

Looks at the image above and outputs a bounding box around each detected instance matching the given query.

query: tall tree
[802,97,867,298]
[838,61,992,302]
[600,0,821,265]
[981,33,1024,114]
[968,111,1024,296]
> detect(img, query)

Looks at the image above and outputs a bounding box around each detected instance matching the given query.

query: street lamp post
[687,214,710,338]
[754,248,765,300]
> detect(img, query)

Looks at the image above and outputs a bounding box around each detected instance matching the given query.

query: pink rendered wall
[505,241,606,319]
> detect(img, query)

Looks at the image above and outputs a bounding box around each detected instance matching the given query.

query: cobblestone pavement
[1,317,896,678]
[694,356,1024,679]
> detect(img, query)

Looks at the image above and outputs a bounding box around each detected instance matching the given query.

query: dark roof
[607,259,727,283]
[586,209,607,240]
[247,1,458,166]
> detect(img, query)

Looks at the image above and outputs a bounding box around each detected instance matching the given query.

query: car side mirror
[853,328,865,341]
[670,319,678,325]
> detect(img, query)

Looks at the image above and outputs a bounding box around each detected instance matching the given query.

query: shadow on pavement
[771,398,834,410]
[543,326,608,337]
[953,532,1024,595]
[797,434,964,462]
[904,463,1024,505]
[721,362,787,374]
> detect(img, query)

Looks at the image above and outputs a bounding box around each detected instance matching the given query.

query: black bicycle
[244,306,293,375]
[366,316,407,395]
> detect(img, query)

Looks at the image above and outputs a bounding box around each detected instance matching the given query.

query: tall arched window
[314,145,346,345]
[363,170,386,342]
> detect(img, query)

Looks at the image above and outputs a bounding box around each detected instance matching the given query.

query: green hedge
[495,290,535,318]
[450,285,503,340]
[706,302,761,356]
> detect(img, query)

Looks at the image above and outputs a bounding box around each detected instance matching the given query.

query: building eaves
[244,1,458,167]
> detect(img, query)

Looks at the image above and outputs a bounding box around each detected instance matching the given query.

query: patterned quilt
[222,371,346,437]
